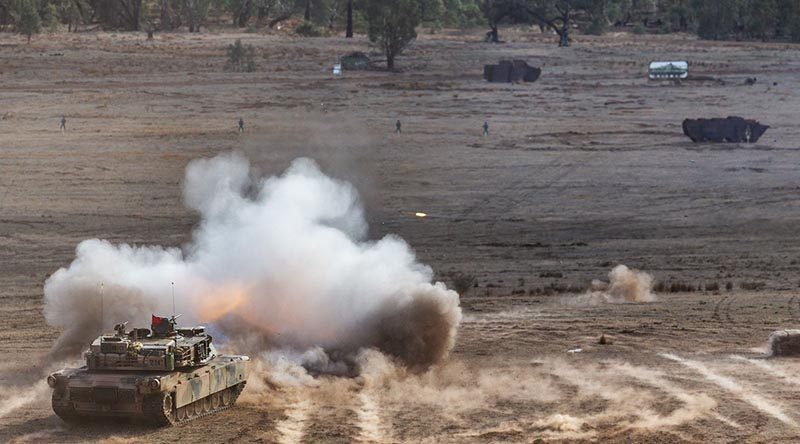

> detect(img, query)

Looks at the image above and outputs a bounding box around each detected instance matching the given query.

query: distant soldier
[482,121,489,136]
[238,118,244,133]
[60,116,66,132]
[395,120,401,133]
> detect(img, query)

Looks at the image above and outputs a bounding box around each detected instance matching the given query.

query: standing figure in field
[395,120,402,134]
[483,121,489,136]
[60,116,66,132]
[238,118,244,133]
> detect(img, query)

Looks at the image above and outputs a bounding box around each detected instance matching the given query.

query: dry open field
[1,26,800,443]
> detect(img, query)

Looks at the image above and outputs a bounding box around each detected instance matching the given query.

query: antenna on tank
[99,282,104,332]
[171,282,175,320]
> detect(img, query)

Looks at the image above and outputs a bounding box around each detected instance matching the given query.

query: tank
[768,329,800,357]
[682,116,769,143]
[46,315,249,426]
[484,60,541,83]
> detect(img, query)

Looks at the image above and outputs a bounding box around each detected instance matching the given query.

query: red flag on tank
[151,315,172,336]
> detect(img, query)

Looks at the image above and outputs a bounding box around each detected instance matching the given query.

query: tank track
[52,391,83,424]
[149,382,246,426]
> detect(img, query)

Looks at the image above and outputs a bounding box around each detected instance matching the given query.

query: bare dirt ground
[1,27,800,443]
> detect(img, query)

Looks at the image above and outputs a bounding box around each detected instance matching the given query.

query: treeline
[482,0,800,43]
[0,0,484,34]
[1,0,799,43]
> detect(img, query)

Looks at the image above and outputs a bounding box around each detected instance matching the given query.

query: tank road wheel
[202,396,213,413]
[221,388,232,406]
[211,392,221,410]
[176,406,189,422]
[144,392,176,426]
[193,399,204,416]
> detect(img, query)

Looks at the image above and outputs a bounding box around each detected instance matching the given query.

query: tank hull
[50,355,248,425]
[682,116,769,143]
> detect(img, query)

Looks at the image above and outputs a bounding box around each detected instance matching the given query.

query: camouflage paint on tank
[51,355,248,416]
[48,317,249,424]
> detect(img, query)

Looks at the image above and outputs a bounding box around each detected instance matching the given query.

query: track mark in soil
[275,396,311,444]
[731,355,800,388]
[452,155,567,226]
[712,295,728,320]
[713,295,736,323]
[788,295,798,321]
[614,363,738,428]
[661,353,797,427]
[355,391,389,443]
[724,296,736,324]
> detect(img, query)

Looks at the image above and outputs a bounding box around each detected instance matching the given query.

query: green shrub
[224,39,256,73]
[44,3,60,33]
[585,17,606,36]
[16,0,40,43]
[295,21,326,37]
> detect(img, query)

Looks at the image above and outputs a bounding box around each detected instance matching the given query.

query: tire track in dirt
[451,155,568,228]
[274,395,312,444]
[354,390,390,443]
[661,353,798,427]
[788,295,798,322]
[479,163,580,237]
[712,295,729,321]
[614,362,740,429]
[712,295,737,324]
[546,361,708,433]
[730,355,800,388]
[723,296,736,324]
[299,381,361,443]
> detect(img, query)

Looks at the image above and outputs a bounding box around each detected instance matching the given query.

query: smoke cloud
[585,264,656,303]
[43,152,461,369]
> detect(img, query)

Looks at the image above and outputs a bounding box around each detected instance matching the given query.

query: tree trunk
[257,1,269,26]
[161,0,171,30]
[485,24,499,42]
[304,0,311,21]
[237,0,251,27]
[559,4,570,47]
[387,55,394,70]
[345,0,353,37]
[132,0,141,31]
[525,4,570,47]
[119,0,142,31]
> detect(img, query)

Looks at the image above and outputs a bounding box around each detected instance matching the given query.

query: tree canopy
[0,0,797,44]
[366,0,419,70]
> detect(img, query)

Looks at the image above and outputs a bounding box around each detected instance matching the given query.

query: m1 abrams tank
[47,315,249,426]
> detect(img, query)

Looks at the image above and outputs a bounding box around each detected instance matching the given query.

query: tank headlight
[46,374,57,388]
[148,378,161,390]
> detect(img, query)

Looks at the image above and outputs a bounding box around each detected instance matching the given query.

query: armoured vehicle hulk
[47,315,249,425]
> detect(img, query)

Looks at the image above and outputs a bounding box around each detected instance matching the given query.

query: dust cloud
[43,152,461,370]
[241,349,726,442]
[583,264,656,303]
[0,381,49,420]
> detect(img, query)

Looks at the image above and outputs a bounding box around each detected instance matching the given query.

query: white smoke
[43,153,461,369]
